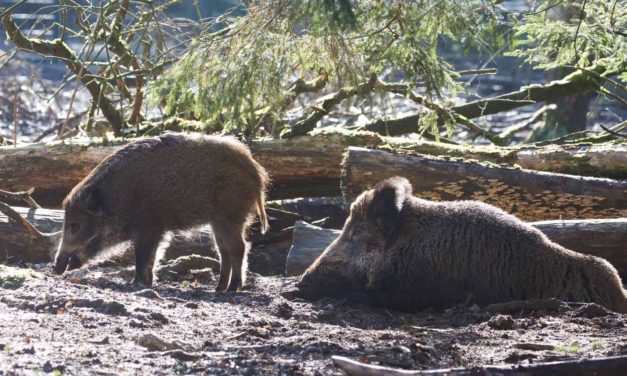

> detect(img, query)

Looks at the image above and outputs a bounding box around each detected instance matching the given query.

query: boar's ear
[369,177,412,233]
[85,186,104,214]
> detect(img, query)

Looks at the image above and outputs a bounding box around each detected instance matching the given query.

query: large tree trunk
[342,147,626,222]
[286,220,627,278]
[1,135,625,208]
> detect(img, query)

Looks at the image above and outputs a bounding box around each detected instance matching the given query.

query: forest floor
[1,263,626,375]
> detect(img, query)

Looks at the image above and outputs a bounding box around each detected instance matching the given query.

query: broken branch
[0,202,44,238]
[0,188,41,209]
[281,75,378,138]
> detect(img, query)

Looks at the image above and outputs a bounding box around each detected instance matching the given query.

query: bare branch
[365,66,605,136]
[282,75,378,138]
[0,202,44,238]
[2,12,126,136]
[0,188,41,209]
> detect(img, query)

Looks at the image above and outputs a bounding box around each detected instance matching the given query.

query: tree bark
[1,134,625,208]
[342,147,626,221]
[515,143,627,179]
[285,220,627,278]
[331,355,627,376]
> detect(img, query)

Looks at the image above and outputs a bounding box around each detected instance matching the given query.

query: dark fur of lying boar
[54,133,269,292]
[298,177,627,313]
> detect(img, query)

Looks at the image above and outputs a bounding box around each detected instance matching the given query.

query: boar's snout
[296,268,321,294]
[53,254,69,274]
[53,253,82,274]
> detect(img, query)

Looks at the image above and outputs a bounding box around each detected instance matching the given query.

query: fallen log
[331,355,627,376]
[516,143,627,180]
[0,206,215,265]
[276,197,348,229]
[285,221,341,276]
[1,132,625,207]
[342,147,627,221]
[285,220,627,278]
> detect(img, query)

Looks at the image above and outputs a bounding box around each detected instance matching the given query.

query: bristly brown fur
[55,133,269,292]
[299,177,627,313]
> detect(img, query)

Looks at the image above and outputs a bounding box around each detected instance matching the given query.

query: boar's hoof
[53,254,81,275]
[53,260,68,275]
[67,255,82,271]
[226,278,242,292]
[226,285,241,293]
[132,275,153,288]
[215,283,228,293]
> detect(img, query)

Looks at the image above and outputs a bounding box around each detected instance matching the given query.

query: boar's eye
[66,221,80,231]
[319,264,331,276]
[347,222,367,241]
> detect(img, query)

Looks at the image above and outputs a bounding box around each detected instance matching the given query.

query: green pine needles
[148,0,499,137]
[148,0,626,139]
[509,0,626,80]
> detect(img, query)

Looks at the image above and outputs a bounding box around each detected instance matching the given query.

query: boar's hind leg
[132,230,163,287]
[213,221,248,292]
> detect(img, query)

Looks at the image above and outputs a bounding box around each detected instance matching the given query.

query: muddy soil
[1,263,626,376]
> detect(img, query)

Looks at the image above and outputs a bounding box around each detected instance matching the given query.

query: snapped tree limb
[281,75,378,138]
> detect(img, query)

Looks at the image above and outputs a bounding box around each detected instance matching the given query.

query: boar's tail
[256,195,269,234]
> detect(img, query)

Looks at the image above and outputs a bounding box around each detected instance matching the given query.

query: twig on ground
[485,298,569,314]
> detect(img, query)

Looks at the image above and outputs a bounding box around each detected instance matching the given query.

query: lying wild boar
[298,177,627,313]
[54,133,269,292]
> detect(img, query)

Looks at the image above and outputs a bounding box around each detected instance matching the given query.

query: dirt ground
[1,262,626,376]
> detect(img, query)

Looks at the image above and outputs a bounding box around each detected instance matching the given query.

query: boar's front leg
[132,229,163,287]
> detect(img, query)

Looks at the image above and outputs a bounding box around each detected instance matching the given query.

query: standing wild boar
[54,133,269,292]
[298,177,627,313]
